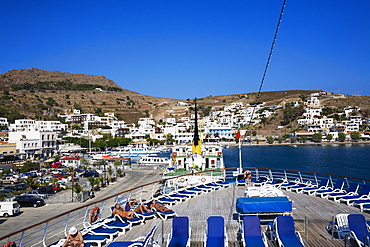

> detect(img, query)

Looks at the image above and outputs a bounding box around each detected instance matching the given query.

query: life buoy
[179,177,185,183]
[4,242,16,247]
[171,152,177,158]
[90,206,100,223]
[217,152,222,157]
[201,177,206,183]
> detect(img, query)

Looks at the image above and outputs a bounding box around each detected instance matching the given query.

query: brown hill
[0,69,369,134]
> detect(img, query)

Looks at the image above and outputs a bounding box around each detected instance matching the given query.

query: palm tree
[107,166,113,183]
[71,183,86,195]
[24,176,35,191]
[87,176,99,192]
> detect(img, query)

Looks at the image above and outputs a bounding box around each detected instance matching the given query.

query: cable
[245,0,287,140]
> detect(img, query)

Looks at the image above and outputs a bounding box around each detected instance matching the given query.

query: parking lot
[0,167,163,239]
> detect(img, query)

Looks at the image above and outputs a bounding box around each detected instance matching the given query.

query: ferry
[111,145,159,158]
[138,156,171,167]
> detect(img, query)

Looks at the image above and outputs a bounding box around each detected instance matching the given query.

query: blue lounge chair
[339,184,370,206]
[110,206,144,226]
[156,197,177,206]
[242,216,267,247]
[166,216,191,247]
[327,182,359,202]
[107,226,157,247]
[85,225,119,242]
[80,229,109,247]
[152,207,177,221]
[100,217,131,233]
[314,180,345,198]
[270,215,304,247]
[204,216,227,247]
[348,214,370,246]
[301,178,330,195]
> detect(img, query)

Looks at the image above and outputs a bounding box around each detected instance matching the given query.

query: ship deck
[114,183,369,247]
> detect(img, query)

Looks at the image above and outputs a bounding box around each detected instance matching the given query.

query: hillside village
[0,91,369,162]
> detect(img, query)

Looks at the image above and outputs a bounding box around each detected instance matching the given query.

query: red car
[49,183,61,192]
[50,162,62,168]
[50,173,64,180]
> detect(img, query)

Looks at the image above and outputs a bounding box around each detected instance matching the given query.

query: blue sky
[1,0,369,99]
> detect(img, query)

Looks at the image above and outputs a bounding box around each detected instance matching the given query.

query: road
[0,167,163,242]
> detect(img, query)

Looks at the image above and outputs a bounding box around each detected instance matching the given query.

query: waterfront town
[0,91,368,162]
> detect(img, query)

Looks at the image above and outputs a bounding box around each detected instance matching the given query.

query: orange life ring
[90,206,100,223]
[179,177,185,183]
[4,242,16,247]
[217,152,222,157]
[171,152,177,157]
[201,177,206,183]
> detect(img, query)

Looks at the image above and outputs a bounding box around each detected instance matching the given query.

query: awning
[44,158,55,162]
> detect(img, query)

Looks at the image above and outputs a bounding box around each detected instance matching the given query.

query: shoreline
[226,140,370,147]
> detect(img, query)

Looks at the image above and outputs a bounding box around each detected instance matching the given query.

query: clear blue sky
[1,0,369,99]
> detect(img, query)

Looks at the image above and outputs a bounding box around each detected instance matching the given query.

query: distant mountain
[0,69,369,129]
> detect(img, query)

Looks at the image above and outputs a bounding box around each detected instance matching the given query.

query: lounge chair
[80,228,109,247]
[107,226,158,247]
[85,225,119,242]
[99,217,132,233]
[241,216,267,247]
[196,184,214,193]
[347,214,370,246]
[314,180,345,198]
[325,214,350,239]
[339,184,370,206]
[204,216,228,247]
[301,178,330,195]
[110,206,144,226]
[327,182,359,202]
[269,215,304,247]
[166,216,191,247]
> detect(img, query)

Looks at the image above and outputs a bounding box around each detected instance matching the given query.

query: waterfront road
[0,167,163,240]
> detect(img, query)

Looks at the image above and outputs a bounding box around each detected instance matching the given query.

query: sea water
[223,144,370,179]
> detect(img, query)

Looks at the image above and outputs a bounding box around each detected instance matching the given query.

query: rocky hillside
[0,69,369,130]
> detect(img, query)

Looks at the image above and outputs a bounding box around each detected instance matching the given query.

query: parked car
[14,195,45,207]
[49,183,62,192]
[56,181,68,190]
[4,183,28,191]
[24,190,50,199]
[81,170,99,177]
[1,176,20,184]
[50,173,64,180]
[38,185,56,194]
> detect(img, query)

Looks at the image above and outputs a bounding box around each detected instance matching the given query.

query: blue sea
[222,144,370,179]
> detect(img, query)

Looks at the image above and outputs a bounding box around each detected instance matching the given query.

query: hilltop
[0,69,369,129]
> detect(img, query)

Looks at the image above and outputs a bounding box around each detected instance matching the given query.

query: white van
[0,201,20,217]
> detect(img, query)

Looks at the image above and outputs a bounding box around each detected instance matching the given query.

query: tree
[326,134,333,142]
[282,105,304,125]
[299,94,308,102]
[350,132,361,142]
[24,176,35,191]
[87,176,99,192]
[300,136,307,143]
[71,183,86,194]
[290,137,297,143]
[312,133,322,142]
[266,136,275,144]
[338,132,346,142]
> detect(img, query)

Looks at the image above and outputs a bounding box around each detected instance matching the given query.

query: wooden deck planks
[110,184,370,247]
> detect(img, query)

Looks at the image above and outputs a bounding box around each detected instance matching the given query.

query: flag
[192,99,201,154]
[236,129,241,139]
